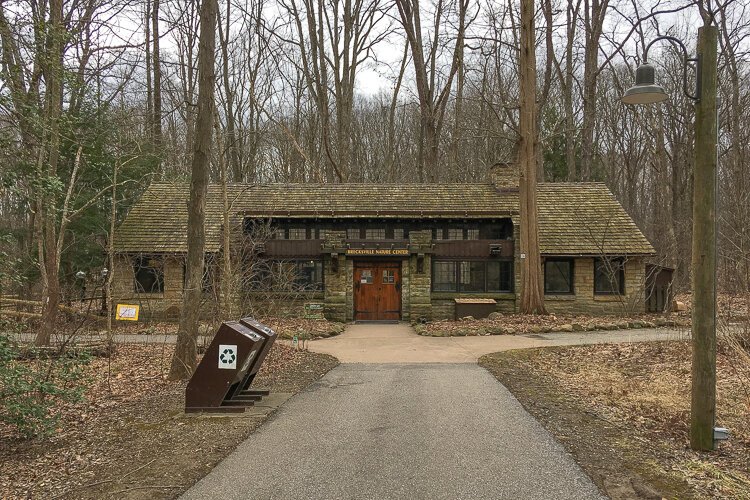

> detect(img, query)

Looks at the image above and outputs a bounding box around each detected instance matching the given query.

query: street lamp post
[622,25,718,451]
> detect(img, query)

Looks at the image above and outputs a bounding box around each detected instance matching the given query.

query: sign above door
[346,248,409,256]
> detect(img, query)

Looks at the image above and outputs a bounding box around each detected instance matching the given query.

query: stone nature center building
[112,165,656,322]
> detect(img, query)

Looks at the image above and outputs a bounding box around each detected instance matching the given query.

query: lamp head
[622,62,669,105]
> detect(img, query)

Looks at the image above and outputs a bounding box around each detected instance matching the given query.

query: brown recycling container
[185,318,276,413]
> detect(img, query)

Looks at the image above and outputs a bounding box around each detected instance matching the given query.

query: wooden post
[690,24,718,452]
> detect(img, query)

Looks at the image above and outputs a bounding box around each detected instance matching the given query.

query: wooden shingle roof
[536,183,653,255]
[114,182,654,256]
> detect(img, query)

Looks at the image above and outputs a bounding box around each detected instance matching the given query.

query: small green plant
[0,334,91,438]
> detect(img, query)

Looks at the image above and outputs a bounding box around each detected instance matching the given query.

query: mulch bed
[0,343,338,499]
[416,312,688,337]
[480,341,750,499]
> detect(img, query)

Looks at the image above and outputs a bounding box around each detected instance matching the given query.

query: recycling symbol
[218,344,238,369]
[220,348,236,364]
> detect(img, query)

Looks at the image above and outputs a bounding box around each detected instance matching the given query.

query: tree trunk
[564,0,579,180]
[145,0,152,135]
[518,0,546,315]
[169,0,218,381]
[215,117,233,317]
[579,0,608,181]
[152,0,162,149]
[36,0,65,346]
[218,0,241,181]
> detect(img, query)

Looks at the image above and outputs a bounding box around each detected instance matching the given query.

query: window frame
[133,255,165,294]
[486,260,514,293]
[447,228,464,240]
[594,257,626,295]
[544,258,575,295]
[288,228,307,240]
[432,259,514,293]
[365,228,386,240]
[432,260,458,292]
[292,259,324,291]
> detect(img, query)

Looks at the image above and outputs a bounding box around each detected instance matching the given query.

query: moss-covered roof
[114,182,654,256]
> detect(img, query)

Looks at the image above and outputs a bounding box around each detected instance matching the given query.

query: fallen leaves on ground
[481,341,750,499]
[416,312,688,337]
[0,342,338,499]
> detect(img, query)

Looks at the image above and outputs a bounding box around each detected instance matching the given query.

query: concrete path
[181,363,604,500]
[308,322,688,363]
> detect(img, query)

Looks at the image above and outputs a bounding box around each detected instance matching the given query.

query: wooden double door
[354,261,402,321]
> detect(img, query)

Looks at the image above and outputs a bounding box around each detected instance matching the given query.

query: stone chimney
[489,161,519,191]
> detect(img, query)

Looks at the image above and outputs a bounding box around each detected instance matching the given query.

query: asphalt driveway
[182,363,604,500]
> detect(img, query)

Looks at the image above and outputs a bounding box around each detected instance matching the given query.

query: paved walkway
[182,363,604,500]
[307,322,688,363]
[180,324,685,499]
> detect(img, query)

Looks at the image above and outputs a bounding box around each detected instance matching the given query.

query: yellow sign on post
[115,304,140,321]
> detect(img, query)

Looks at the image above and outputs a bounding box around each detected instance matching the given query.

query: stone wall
[322,230,348,322]
[407,230,433,321]
[112,253,324,321]
[544,256,646,315]
[111,254,193,320]
[401,257,411,321]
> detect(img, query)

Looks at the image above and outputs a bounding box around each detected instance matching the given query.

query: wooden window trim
[594,257,625,295]
[432,259,514,294]
[544,258,575,295]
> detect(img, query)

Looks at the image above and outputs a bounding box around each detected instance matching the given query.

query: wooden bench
[454,298,497,320]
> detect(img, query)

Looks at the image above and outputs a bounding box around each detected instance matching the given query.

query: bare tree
[518,0,545,314]
[395,0,473,181]
[170,0,219,380]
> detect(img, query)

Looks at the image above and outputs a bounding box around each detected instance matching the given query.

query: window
[448,228,463,240]
[459,261,485,292]
[288,228,307,240]
[594,258,625,295]
[393,228,404,240]
[432,261,457,291]
[434,229,445,240]
[467,229,480,240]
[383,269,395,284]
[272,228,286,239]
[272,260,324,291]
[134,255,164,293]
[347,228,360,239]
[433,260,514,293]
[293,260,324,291]
[318,229,327,239]
[487,261,513,292]
[544,259,574,294]
[365,228,386,239]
